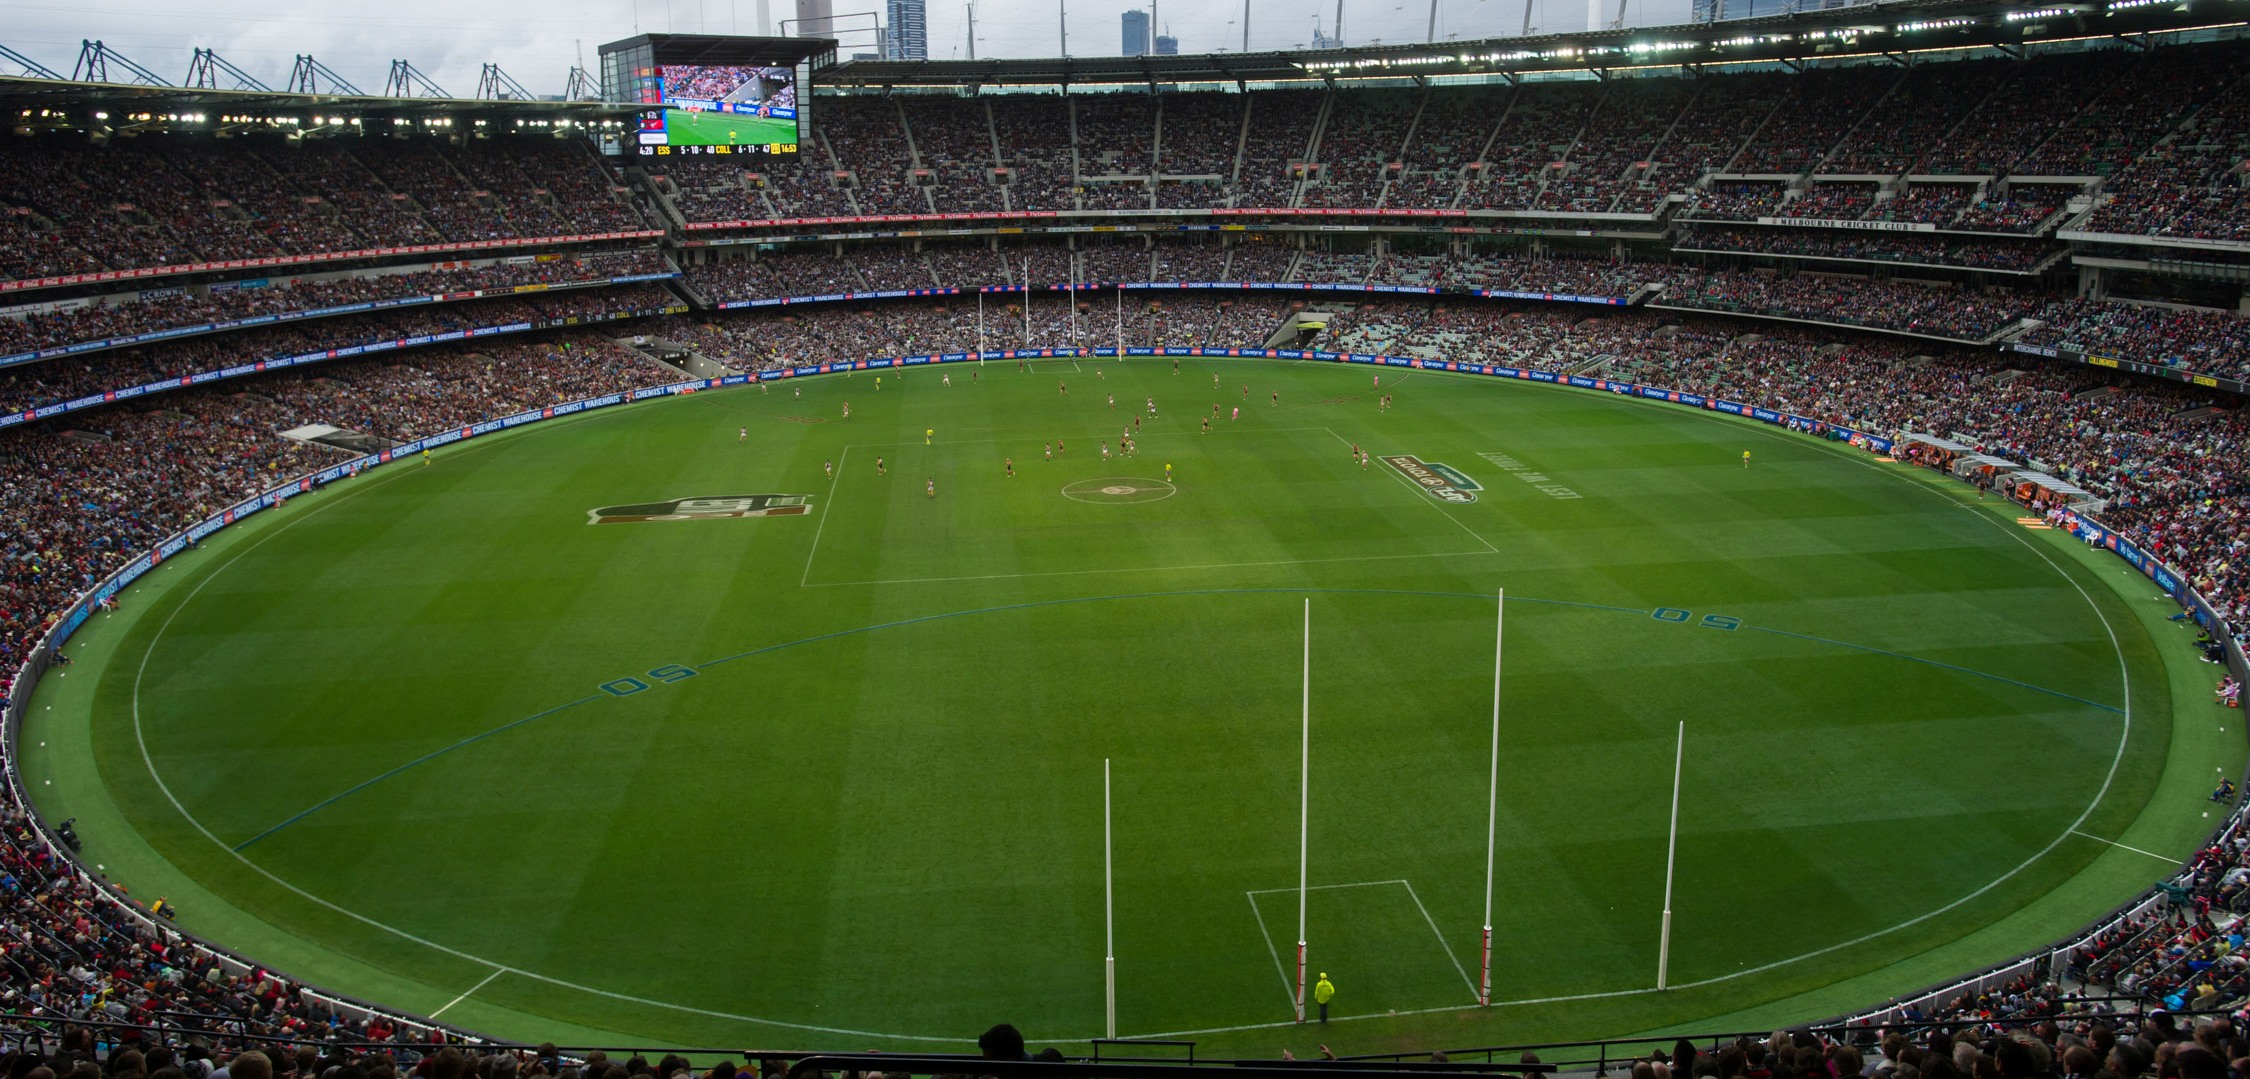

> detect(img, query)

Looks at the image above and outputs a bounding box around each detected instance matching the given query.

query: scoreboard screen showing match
[636,64,798,157]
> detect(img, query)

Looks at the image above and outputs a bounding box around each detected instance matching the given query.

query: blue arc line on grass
[231,695,602,852]
[1744,623,2124,715]
[228,587,2119,850]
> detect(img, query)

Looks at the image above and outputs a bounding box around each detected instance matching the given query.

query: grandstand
[1,0,2248,1072]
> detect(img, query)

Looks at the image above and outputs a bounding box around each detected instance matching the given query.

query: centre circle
[1061,477,1179,504]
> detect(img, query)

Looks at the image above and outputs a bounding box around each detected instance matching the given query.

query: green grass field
[18,356,2237,1057]
[661,106,799,149]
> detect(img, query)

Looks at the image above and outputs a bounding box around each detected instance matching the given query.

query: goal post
[1480,587,1502,1005]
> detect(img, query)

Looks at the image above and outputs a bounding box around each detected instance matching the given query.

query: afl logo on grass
[587,494,812,524]
[1382,455,1480,504]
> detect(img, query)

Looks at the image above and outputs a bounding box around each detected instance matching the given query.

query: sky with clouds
[1,0,1713,96]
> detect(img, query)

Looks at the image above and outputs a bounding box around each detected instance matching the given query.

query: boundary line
[106,371,2151,1044]
[132,578,2134,1043]
[124,429,975,1045]
[429,968,506,1019]
[2070,829,2179,864]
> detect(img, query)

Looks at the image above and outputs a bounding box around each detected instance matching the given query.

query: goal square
[1247,880,1477,1018]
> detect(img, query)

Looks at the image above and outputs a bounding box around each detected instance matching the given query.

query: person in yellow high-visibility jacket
[1313,973,1336,1023]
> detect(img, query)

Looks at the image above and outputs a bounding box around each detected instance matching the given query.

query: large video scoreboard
[600,34,828,158]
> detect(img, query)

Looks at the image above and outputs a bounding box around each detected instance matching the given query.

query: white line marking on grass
[125,430,971,1045]
[429,967,505,1018]
[2071,829,2178,864]
[1245,879,1406,895]
[1548,377,2140,991]
[800,444,847,588]
[1324,426,1498,554]
[1246,880,1478,1003]
[1400,878,1480,999]
[808,548,1498,588]
[1246,892,1299,1011]
[105,372,2153,1046]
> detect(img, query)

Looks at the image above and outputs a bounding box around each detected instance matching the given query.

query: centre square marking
[1060,477,1178,504]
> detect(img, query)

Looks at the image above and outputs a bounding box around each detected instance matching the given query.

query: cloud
[1,0,1698,90]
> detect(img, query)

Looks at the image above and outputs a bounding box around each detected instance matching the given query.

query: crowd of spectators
[1457,81,1603,213]
[1155,93,1243,182]
[1621,73,1794,214]
[682,256,859,303]
[1782,183,1880,222]
[1658,268,2026,340]
[0,135,649,285]
[0,286,677,415]
[0,250,669,359]
[1681,183,1791,222]
[2080,71,2250,242]
[603,37,2247,244]
[901,97,1006,217]
[1953,187,2074,233]
[1152,239,1242,282]
[1299,89,1417,210]
[0,276,2245,1056]
[2021,298,2250,381]
[1523,80,1685,214]
[1818,59,2011,176]
[1231,90,1323,208]
[989,97,1077,213]
[1675,227,2051,272]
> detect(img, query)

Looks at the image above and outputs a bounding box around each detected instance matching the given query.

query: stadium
[2,0,2249,1077]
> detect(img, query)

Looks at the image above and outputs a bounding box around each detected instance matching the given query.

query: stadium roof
[0,75,641,117]
[820,0,2244,87]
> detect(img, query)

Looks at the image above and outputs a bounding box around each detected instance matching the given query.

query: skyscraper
[1154,31,1178,54]
[1122,10,1151,56]
[886,0,928,59]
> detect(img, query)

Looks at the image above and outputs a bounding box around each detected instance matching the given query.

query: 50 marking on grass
[1653,607,1740,631]
[600,665,699,696]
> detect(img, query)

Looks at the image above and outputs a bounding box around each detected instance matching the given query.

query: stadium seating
[0,136,651,284]
[5,33,2250,1062]
[4,290,2248,1059]
[0,250,669,360]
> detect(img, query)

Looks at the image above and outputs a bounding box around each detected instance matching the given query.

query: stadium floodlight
[474,63,536,102]
[563,65,599,101]
[0,43,64,81]
[289,55,366,97]
[73,40,169,87]
[384,59,452,99]
[184,48,271,92]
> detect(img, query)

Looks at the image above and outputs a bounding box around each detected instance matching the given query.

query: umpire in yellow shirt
[1313,972,1336,1022]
